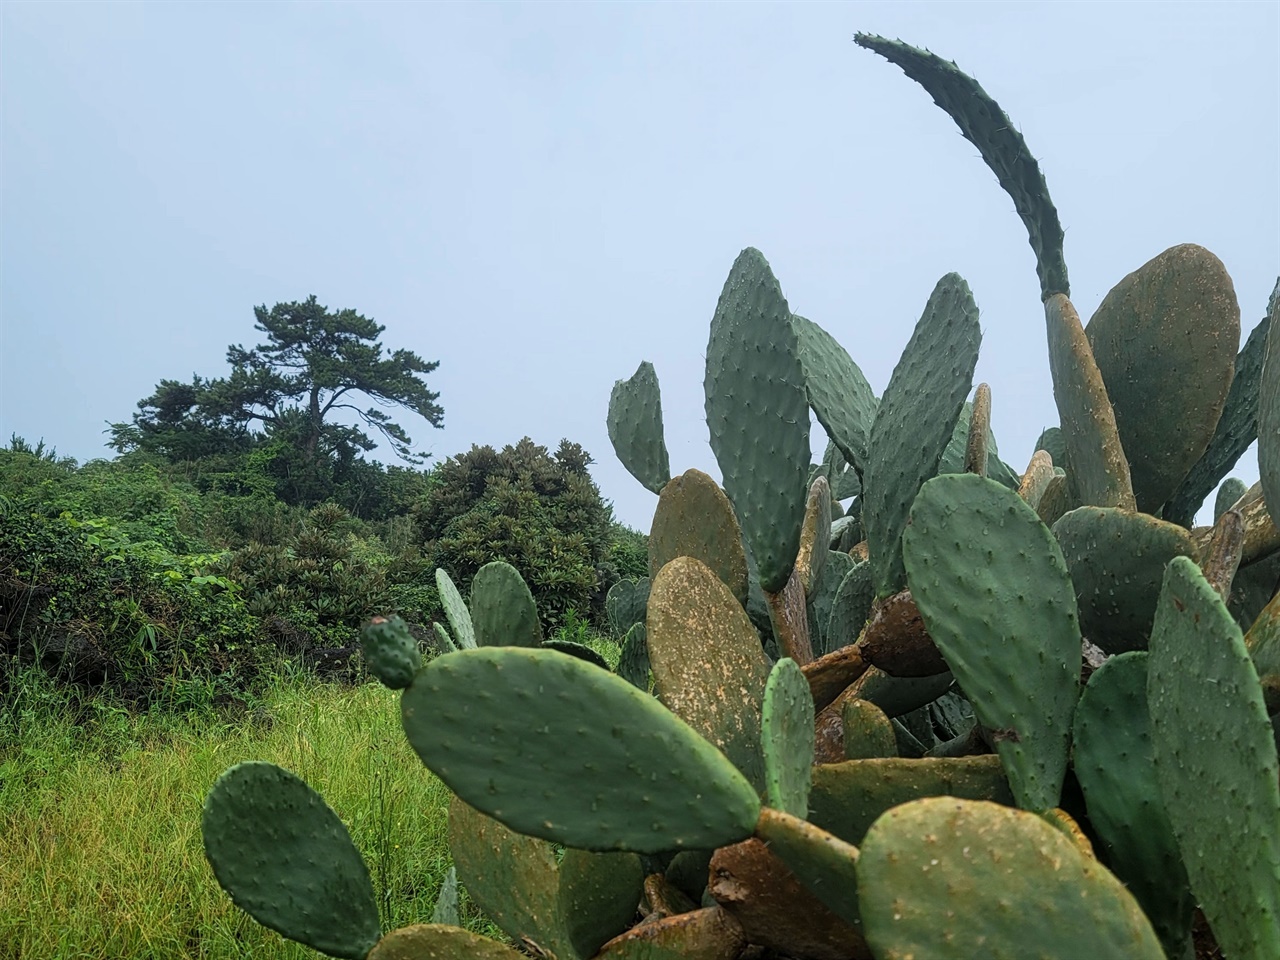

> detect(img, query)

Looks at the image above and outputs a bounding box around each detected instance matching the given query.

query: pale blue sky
[2,1,1276,530]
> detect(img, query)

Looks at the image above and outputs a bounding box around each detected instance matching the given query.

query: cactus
[200,35,1280,960]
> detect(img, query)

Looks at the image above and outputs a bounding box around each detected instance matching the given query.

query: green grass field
[0,672,501,960]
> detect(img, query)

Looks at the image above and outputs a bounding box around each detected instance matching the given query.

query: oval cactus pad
[903,473,1080,812]
[401,647,761,853]
[201,761,382,959]
[703,248,810,594]
[857,798,1164,960]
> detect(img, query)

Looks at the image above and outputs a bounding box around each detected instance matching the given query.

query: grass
[0,668,500,959]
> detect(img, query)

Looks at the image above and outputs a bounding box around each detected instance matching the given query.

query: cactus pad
[617,621,650,691]
[904,473,1080,811]
[593,906,746,959]
[854,35,1068,301]
[857,798,1164,960]
[795,475,833,596]
[1166,310,1271,526]
[1148,555,1280,959]
[470,561,542,649]
[863,272,981,597]
[1259,280,1280,524]
[648,469,749,606]
[201,761,382,959]
[1045,294,1136,510]
[761,658,815,818]
[608,360,672,495]
[1072,651,1194,956]
[361,615,421,690]
[606,578,650,638]
[792,313,878,470]
[704,248,810,593]
[402,647,761,853]
[1053,506,1200,653]
[753,808,862,931]
[809,754,1011,846]
[1086,244,1240,513]
[648,556,771,790]
[435,568,476,650]
[365,925,523,960]
[841,699,897,760]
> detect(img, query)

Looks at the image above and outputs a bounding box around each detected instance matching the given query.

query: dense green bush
[413,438,617,629]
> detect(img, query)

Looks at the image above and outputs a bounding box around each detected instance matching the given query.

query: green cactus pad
[1045,294,1136,510]
[761,658,815,818]
[824,560,873,657]
[1053,506,1200,653]
[792,313,878,470]
[365,925,523,960]
[1166,311,1271,526]
[808,551,855,658]
[1215,477,1248,521]
[864,273,981,598]
[808,755,1011,846]
[1086,244,1241,513]
[841,699,897,760]
[844,667,954,719]
[1035,425,1066,468]
[854,35,1068,300]
[1072,651,1194,956]
[1035,471,1073,526]
[435,568,476,650]
[606,578,650,638]
[648,470,749,606]
[432,621,457,654]
[648,556,771,790]
[857,798,1164,960]
[201,762,381,960]
[904,473,1080,811]
[401,648,761,853]
[558,848,646,959]
[796,476,833,596]
[1246,591,1280,713]
[753,808,861,930]
[448,797,575,957]
[704,248,810,594]
[541,639,611,670]
[1148,555,1280,959]
[468,561,542,649]
[361,615,421,690]
[1259,280,1280,525]
[593,906,747,959]
[608,360,672,495]
[617,621,650,691]
[430,866,459,926]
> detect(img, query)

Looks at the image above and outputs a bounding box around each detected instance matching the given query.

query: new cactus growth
[199,34,1280,960]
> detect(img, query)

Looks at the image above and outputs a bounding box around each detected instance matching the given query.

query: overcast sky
[2,1,1276,531]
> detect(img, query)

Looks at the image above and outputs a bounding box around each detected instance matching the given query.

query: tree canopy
[109,296,444,498]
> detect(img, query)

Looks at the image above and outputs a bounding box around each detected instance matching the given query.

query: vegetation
[194,33,1278,960]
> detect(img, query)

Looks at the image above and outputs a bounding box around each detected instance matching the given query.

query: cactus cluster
[199,34,1279,960]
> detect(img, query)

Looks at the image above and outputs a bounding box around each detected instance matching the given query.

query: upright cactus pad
[1053,506,1200,653]
[1072,652,1194,956]
[1148,555,1280,960]
[1257,279,1280,523]
[760,658,815,818]
[201,762,382,959]
[864,273,981,597]
[1045,294,1136,510]
[1165,308,1271,527]
[841,699,898,760]
[648,469,749,606]
[608,360,672,495]
[854,34,1069,301]
[1215,476,1248,521]
[401,647,761,853]
[606,578,650,638]
[1086,244,1240,513]
[704,248,811,593]
[435,568,476,650]
[857,798,1164,960]
[795,475,833,595]
[617,621,650,691]
[791,313,878,470]
[648,556,771,790]
[904,473,1080,811]
[470,561,543,649]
